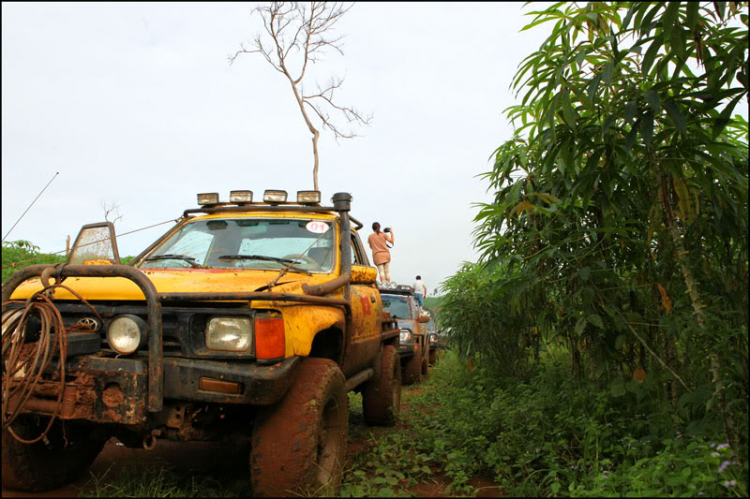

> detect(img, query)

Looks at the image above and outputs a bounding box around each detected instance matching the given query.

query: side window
[351,232,370,266]
[350,237,360,264]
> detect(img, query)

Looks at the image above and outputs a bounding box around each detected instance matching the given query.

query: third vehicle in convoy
[426,313,439,365]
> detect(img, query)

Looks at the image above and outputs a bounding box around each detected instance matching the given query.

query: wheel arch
[308,324,345,364]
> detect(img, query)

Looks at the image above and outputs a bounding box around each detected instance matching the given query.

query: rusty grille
[48,302,255,359]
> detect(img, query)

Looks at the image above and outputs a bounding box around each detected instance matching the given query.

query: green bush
[2,240,136,283]
[407,351,748,496]
[2,240,65,282]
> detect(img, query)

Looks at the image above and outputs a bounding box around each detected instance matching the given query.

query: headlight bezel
[399,329,413,343]
[205,316,254,353]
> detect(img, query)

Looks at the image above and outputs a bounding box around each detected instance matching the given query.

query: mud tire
[362,345,401,426]
[250,358,348,497]
[403,346,422,385]
[429,348,437,365]
[421,351,429,378]
[2,416,105,492]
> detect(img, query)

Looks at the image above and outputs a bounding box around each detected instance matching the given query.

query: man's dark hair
[416,275,421,280]
[372,222,380,232]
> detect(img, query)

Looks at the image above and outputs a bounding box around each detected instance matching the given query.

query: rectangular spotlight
[230,190,253,203]
[263,190,288,203]
[297,191,321,204]
[197,193,220,205]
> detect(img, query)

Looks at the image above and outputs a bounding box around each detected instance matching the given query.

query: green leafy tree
[456,1,748,455]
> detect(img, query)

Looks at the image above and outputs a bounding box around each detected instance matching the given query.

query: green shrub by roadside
[406,350,747,497]
[2,240,134,283]
[2,240,66,282]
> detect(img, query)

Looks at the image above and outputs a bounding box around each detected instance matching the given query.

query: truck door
[341,232,382,377]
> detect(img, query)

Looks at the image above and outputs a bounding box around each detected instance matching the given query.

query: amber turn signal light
[199,377,242,395]
[254,317,285,360]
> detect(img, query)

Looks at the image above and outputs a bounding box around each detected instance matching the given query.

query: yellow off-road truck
[1,190,402,496]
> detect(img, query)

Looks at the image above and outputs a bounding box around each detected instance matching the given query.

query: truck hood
[9,268,338,301]
[396,319,418,331]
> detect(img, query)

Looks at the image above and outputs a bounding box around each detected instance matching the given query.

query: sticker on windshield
[306,221,330,234]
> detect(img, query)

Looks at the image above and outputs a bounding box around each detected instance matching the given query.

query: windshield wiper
[264,228,330,290]
[218,255,311,275]
[144,254,202,268]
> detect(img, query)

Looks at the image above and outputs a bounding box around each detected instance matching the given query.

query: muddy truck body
[379,285,430,385]
[426,314,440,365]
[1,191,402,496]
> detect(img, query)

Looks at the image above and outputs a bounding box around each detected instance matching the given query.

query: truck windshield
[381,295,412,319]
[139,218,336,272]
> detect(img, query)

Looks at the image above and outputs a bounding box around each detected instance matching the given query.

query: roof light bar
[197,193,220,206]
[230,190,253,203]
[297,190,321,204]
[263,190,288,203]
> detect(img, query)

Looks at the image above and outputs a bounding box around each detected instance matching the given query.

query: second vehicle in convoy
[379,284,430,385]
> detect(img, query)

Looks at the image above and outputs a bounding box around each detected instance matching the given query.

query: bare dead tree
[230,2,372,190]
[100,199,123,224]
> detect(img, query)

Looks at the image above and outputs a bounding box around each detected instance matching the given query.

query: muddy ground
[2,382,503,497]
[0,440,249,498]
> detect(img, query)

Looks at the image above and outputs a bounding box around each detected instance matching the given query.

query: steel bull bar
[2,264,353,415]
[2,264,164,412]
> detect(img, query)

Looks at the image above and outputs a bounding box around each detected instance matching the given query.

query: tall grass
[82,463,250,498]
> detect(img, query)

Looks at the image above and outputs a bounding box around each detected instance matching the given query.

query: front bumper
[398,343,416,358]
[8,354,301,426]
[2,263,345,419]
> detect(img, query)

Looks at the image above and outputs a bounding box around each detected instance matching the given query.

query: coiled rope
[1,276,103,444]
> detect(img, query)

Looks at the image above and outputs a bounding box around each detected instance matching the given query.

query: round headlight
[107,315,148,355]
[399,330,412,342]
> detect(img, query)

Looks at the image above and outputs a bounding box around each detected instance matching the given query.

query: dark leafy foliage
[441,0,748,477]
[408,352,748,496]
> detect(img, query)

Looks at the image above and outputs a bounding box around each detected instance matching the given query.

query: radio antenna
[2,172,60,243]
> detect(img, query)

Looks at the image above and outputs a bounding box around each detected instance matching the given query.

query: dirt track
[2,366,503,498]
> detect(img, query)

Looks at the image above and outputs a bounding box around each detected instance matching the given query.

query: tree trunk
[663,182,738,452]
[287,74,321,190]
[312,130,320,191]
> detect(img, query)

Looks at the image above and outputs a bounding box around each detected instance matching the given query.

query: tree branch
[230,1,370,189]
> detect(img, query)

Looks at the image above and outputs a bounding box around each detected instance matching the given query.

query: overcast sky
[2,2,554,292]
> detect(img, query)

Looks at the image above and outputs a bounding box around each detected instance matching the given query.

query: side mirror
[67,222,120,265]
[419,313,430,323]
[351,264,378,284]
